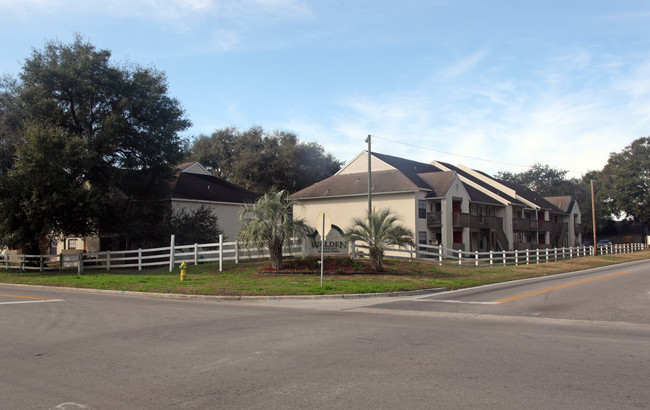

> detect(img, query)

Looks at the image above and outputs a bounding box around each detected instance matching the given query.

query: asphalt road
[1,259,649,409]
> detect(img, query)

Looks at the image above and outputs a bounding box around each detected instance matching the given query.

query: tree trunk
[369,248,383,271]
[269,243,284,270]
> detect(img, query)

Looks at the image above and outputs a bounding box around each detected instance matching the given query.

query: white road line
[0,299,64,305]
[415,299,499,305]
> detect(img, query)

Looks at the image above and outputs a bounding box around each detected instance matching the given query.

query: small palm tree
[238,190,310,270]
[345,208,414,271]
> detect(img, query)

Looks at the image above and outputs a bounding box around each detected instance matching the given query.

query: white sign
[307,225,348,255]
[316,211,332,239]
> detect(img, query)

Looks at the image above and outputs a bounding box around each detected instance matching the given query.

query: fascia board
[457,164,517,198]
[334,152,366,176]
[335,151,395,176]
[292,189,424,201]
[432,161,510,206]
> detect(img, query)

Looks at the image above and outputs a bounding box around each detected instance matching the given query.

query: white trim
[293,189,425,201]
[171,198,248,206]
[181,162,211,175]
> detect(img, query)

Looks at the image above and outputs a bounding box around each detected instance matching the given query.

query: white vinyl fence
[351,241,647,267]
[0,235,306,274]
[1,237,646,274]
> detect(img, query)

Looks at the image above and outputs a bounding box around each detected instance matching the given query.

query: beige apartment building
[290,151,583,253]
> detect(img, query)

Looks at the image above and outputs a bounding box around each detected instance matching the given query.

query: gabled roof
[292,151,459,200]
[417,172,457,198]
[433,161,522,204]
[172,163,259,204]
[290,169,421,199]
[496,179,563,212]
[545,196,575,213]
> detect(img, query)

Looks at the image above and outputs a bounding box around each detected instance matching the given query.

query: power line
[371,135,585,175]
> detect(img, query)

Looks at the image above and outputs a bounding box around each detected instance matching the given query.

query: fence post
[536,249,540,264]
[489,250,493,266]
[106,250,111,271]
[169,234,175,273]
[219,234,223,272]
[138,249,142,271]
[194,243,199,265]
[438,246,443,265]
[502,250,506,266]
[526,249,530,265]
[475,250,479,266]
[77,253,83,276]
[554,248,557,262]
[545,249,549,263]
[515,250,519,266]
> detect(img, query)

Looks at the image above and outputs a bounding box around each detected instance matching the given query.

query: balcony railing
[427,212,442,228]
[453,212,470,228]
[513,218,537,231]
[427,212,472,228]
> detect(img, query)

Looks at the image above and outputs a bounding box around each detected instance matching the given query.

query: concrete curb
[0,282,448,301]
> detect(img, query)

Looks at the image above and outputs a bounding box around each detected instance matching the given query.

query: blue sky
[2,0,650,177]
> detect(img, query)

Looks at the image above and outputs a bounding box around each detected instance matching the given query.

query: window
[67,239,78,249]
[418,200,426,219]
[418,231,427,251]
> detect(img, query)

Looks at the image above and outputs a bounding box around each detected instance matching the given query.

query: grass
[0,250,648,296]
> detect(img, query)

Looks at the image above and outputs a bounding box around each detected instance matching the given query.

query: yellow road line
[0,293,59,301]
[492,271,630,303]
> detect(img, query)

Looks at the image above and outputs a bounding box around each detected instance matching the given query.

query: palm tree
[238,190,310,270]
[345,208,414,271]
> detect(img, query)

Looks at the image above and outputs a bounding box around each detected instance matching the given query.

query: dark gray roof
[496,179,563,211]
[434,160,526,206]
[290,169,421,199]
[172,172,259,204]
[545,196,575,213]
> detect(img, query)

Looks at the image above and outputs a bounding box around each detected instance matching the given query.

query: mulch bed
[260,256,383,275]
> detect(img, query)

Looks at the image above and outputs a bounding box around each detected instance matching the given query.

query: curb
[0,282,448,301]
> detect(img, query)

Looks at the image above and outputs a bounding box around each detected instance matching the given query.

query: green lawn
[1,250,648,296]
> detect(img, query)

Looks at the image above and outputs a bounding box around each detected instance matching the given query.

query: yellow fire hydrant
[180,261,187,281]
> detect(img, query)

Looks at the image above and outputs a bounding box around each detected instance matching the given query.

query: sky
[1,0,650,177]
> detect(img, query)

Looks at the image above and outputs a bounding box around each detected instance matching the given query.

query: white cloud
[317,48,650,177]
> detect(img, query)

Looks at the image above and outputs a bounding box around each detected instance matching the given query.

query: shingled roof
[290,169,421,199]
[171,163,259,204]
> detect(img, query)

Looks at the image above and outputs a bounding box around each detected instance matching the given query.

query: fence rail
[0,235,306,274]
[1,237,646,274]
[351,242,646,267]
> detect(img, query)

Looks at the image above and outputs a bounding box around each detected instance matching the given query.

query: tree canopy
[496,163,603,237]
[189,126,342,193]
[597,137,650,225]
[0,35,190,252]
[496,163,584,197]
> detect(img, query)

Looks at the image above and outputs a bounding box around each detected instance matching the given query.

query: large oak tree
[597,137,650,225]
[0,35,191,253]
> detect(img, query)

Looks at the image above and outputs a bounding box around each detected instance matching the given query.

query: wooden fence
[351,241,647,266]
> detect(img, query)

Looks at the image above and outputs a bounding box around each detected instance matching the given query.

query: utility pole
[591,179,597,255]
[366,135,372,219]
